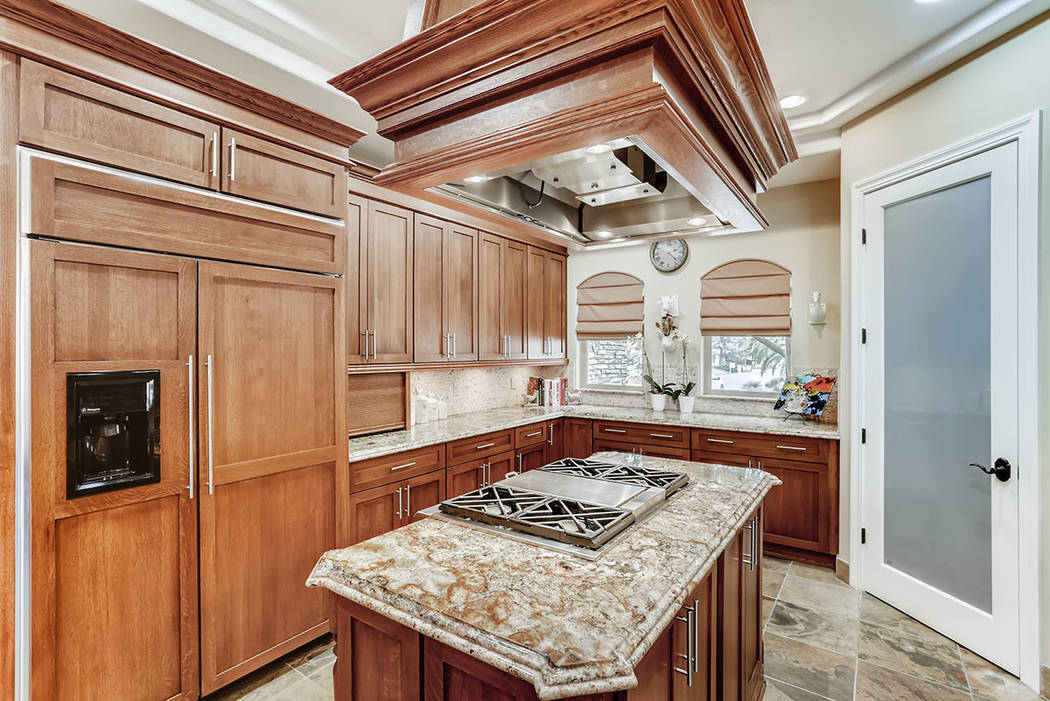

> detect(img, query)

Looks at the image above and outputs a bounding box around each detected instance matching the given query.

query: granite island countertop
[307,452,781,699]
[347,403,838,462]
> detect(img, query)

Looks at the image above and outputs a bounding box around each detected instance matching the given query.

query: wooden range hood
[331,0,796,243]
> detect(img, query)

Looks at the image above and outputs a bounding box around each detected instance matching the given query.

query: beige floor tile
[764,570,786,598]
[855,661,972,701]
[861,594,954,643]
[764,632,856,701]
[285,636,335,676]
[763,597,776,627]
[779,574,861,620]
[790,562,850,588]
[960,647,1041,701]
[858,621,968,691]
[765,556,793,575]
[763,677,833,700]
[208,666,328,701]
[766,600,859,656]
[307,658,336,694]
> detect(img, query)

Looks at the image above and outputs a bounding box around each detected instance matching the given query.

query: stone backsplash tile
[410,366,566,417]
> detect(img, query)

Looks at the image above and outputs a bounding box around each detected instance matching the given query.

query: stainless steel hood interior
[433,138,733,247]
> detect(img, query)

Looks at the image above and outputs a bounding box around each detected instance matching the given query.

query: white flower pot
[679,395,696,414]
[650,394,667,412]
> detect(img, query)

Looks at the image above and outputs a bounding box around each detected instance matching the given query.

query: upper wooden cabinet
[20,61,346,218]
[526,246,567,360]
[20,60,220,189]
[363,201,414,364]
[220,128,346,218]
[479,233,528,361]
[413,214,479,362]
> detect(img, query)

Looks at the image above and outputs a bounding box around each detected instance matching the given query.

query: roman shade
[576,272,644,340]
[701,259,791,336]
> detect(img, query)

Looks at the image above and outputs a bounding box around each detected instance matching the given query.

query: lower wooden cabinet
[334,601,420,701]
[593,438,691,460]
[564,418,594,458]
[545,419,564,463]
[516,442,547,472]
[350,469,447,543]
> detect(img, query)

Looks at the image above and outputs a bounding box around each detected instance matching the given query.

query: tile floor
[204,558,1041,701]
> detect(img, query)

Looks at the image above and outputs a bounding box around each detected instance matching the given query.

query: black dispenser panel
[66,370,161,499]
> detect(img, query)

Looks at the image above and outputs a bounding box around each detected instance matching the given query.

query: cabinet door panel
[478,233,503,360]
[671,572,717,701]
[347,194,368,364]
[414,214,448,363]
[404,470,446,523]
[719,530,743,701]
[20,60,219,188]
[755,457,827,553]
[336,599,420,701]
[545,419,564,463]
[516,442,547,472]
[445,225,479,361]
[350,481,404,544]
[741,512,764,701]
[564,418,593,459]
[525,245,547,359]
[448,459,485,497]
[221,128,346,217]
[543,252,566,358]
[368,202,414,363]
[487,451,516,483]
[198,262,340,692]
[502,240,528,359]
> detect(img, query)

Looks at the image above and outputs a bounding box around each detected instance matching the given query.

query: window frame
[578,338,645,391]
[702,335,791,399]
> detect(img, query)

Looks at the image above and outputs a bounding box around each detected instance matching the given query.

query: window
[580,337,644,390]
[703,335,789,397]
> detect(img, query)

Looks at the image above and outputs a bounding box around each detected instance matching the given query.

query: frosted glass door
[860,142,1019,674]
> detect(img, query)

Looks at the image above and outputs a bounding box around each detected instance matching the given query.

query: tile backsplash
[410,366,566,417]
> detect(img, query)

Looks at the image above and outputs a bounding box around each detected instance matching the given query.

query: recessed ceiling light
[594,230,614,239]
[465,175,488,183]
[585,144,613,155]
[686,217,706,227]
[778,93,808,110]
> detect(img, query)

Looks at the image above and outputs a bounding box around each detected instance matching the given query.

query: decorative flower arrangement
[641,296,696,412]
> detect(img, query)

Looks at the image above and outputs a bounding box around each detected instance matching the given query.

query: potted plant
[675,382,697,414]
[642,346,675,411]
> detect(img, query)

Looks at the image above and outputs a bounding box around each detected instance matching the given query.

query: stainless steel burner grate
[541,458,689,495]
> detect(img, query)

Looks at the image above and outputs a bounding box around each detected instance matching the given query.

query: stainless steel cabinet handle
[707,438,734,444]
[372,329,377,358]
[517,453,523,471]
[525,430,542,438]
[650,433,675,439]
[475,442,496,450]
[548,423,554,445]
[673,602,696,686]
[747,459,753,469]
[776,445,807,451]
[228,137,236,180]
[405,484,411,518]
[478,464,486,487]
[390,461,416,472]
[205,354,214,495]
[451,333,456,359]
[604,428,627,434]
[486,462,492,484]
[209,132,218,176]
[503,335,509,357]
[396,487,403,519]
[362,331,370,360]
[752,515,759,571]
[186,355,195,499]
[742,515,758,570]
[692,598,701,673]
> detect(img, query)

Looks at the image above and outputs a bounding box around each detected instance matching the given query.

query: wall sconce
[809,291,827,326]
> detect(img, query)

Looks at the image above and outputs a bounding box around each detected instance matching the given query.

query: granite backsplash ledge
[410,366,566,417]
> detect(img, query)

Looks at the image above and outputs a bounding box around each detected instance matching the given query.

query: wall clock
[650,239,689,273]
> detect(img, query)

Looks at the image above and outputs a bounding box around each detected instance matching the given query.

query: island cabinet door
[670,571,718,701]
[718,510,764,701]
[335,599,420,701]
[197,262,340,694]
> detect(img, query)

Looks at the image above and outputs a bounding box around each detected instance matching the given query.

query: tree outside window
[705,335,789,396]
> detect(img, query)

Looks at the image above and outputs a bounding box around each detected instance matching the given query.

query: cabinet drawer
[221,128,346,218]
[350,444,445,492]
[514,422,548,448]
[690,450,755,469]
[446,429,514,465]
[20,61,219,189]
[593,438,690,460]
[691,429,826,463]
[592,420,690,448]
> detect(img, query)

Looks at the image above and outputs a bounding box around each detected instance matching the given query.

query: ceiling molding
[785,0,1050,136]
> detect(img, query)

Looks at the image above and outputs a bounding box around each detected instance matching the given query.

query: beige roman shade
[701,259,791,336]
[576,272,644,340]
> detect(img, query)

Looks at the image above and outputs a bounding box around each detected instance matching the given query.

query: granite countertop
[307,452,781,699]
[347,403,838,462]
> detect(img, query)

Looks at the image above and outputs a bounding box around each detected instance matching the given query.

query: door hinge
[861,428,867,444]
[861,528,867,544]
[861,228,867,245]
[861,328,867,344]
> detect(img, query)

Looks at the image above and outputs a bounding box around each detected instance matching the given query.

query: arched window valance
[701,259,791,336]
[576,272,644,340]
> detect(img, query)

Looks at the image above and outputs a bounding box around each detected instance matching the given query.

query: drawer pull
[603,428,627,434]
[475,442,496,450]
[524,430,542,438]
[707,438,734,444]
[776,445,807,452]
[650,433,675,439]
[390,461,417,472]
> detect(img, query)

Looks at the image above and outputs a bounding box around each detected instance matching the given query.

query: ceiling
[58,0,1050,183]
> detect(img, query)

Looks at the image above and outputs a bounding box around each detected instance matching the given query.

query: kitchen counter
[307,452,780,699]
[346,403,838,462]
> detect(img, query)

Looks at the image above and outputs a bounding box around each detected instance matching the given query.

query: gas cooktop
[423,458,689,558]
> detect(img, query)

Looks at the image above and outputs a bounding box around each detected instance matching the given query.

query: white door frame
[848,112,1041,689]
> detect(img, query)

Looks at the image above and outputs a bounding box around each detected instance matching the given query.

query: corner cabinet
[526,246,567,360]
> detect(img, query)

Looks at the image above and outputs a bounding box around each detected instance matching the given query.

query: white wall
[838,13,1050,677]
[567,178,841,400]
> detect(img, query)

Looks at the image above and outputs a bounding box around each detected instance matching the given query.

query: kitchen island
[307,453,779,700]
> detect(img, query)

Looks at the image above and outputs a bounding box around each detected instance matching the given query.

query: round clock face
[650,239,689,273]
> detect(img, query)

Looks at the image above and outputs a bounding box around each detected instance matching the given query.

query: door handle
[969,458,1012,482]
[548,423,554,445]
[451,332,456,359]
[186,355,195,500]
[478,463,486,487]
[396,487,403,519]
[372,329,377,358]
[405,484,411,518]
[209,132,218,177]
[517,453,523,471]
[672,601,697,686]
[205,354,215,495]
[228,137,236,180]
[362,331,369,360]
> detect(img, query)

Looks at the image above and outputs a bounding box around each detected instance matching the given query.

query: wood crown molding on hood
[330,0,796,234]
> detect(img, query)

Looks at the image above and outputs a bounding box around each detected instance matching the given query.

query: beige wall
[566,177,841,398]
[839,12,1050,674]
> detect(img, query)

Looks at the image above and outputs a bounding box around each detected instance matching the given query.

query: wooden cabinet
[414,215,478,362]
[403,470,446,523]
[719,510,764,701]
[514,422,548,448]
[564,418,593,458]
[672,573,718,701]
[448,457,486,497]
[197,262,340,693]
[335,599,420,701]
[347,195,368,364]
[691,429,838,566]
[446,429,515,464]
[361,201,414,363]
[220,128,346,218]
[515,442,547,472]
[487,451,516,483]
[545,419,564,463]
[593,438,690,460]
[594,420,691,449]
[479,234,529,360]
[526,246,567,360]
[350,481,405,544]
[20,60,220,189]
[350,443,445,493]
